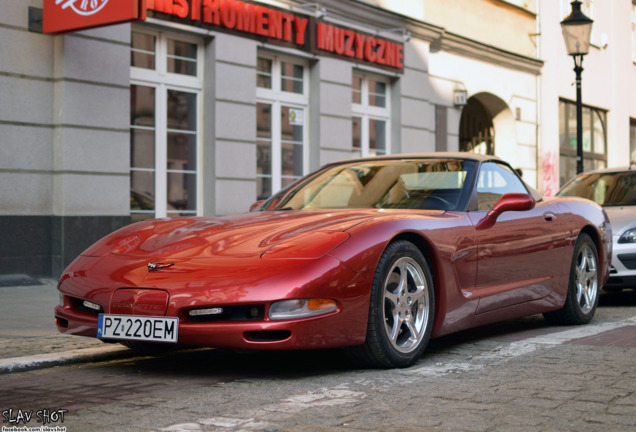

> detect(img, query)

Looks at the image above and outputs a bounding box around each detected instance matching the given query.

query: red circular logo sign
[56,0,109,16]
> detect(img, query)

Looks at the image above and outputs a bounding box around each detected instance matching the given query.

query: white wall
[428,48,539,187]
[539,0,636,194]
[0,1,131,216]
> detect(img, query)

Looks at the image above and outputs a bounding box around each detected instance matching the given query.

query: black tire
[544,233,599,325]
[347,240,435,368]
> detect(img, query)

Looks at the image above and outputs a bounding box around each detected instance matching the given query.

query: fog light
[82,300,101,311]
[189,307,223,317]
[269,298,337,320]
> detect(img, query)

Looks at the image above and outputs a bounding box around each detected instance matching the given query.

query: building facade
[1,0,543,276]
[538,0,636,196]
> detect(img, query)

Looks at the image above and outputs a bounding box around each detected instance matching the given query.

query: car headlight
[618,229,636,244]
[269,299,338,320]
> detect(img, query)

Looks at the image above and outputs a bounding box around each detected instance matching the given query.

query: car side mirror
[477,193,536,230]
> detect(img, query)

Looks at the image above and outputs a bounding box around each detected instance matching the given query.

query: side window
[476,162,527,210]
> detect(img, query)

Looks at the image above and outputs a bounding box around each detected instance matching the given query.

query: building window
[130,29,203,221]
[256,53,308,200]
[559,99,607,186]
[352,71,390,157]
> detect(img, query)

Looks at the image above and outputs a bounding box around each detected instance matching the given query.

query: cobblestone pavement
[1,282,635,432]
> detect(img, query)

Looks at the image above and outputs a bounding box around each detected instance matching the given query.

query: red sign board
[43,0,146,34]
[146,0,404,71]
[316,22,403,69]
[42,0,403,71]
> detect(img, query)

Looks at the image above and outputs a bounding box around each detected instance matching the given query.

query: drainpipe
[535,0,542,194]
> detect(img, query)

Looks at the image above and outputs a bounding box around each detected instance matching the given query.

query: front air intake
[244,330,292,342]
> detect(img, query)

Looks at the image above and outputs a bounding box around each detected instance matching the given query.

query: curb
[0,345,131,374]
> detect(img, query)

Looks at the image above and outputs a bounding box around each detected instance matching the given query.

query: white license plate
[97,314,178,343]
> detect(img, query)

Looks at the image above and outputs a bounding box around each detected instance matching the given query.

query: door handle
[543,212,557,222]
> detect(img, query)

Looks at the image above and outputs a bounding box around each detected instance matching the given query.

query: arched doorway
[458,93,516,162]
[459,97,494,154]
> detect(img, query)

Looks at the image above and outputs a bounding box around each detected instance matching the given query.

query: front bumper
[54,297,369,350]
[606,239,636,289]
[55,254,374,350]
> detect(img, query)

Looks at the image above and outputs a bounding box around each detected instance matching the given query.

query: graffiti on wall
[542,151,558,197]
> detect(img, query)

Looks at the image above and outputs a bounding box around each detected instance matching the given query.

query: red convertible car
[55,153,611,368]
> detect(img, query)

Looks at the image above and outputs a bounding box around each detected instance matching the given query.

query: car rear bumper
[605,274,636,289]
[608,243,636,288]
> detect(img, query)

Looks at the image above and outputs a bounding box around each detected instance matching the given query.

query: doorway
[459,97,495,155]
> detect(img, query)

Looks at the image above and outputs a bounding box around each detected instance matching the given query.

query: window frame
[352,70,391,157]
[256,52,310,199]
[130,28,204,219]
[558,99,607,186]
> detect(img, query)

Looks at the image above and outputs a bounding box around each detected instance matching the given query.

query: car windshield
[558,171,636,206]
[269,158,475,211]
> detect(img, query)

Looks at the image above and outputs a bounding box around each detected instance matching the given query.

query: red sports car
[55,153,612,368]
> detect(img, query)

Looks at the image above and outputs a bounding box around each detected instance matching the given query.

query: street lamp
[561,1,593,174]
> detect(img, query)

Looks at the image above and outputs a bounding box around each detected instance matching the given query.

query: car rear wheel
[347,240,434,368]
[544,233,599,325]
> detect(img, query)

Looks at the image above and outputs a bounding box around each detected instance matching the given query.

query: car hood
[80,210,392,259]
[603,206,636,235]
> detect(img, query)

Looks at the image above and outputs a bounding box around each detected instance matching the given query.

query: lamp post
[561,1,593,174]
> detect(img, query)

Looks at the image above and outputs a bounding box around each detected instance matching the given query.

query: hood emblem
[147,262,174,272]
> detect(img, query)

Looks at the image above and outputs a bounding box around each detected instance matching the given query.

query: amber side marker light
[269,298,338,320]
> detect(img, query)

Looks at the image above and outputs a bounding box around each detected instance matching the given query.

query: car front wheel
[347,240,434,368]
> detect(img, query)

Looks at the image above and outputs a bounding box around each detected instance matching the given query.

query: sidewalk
[0,275,130,373]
